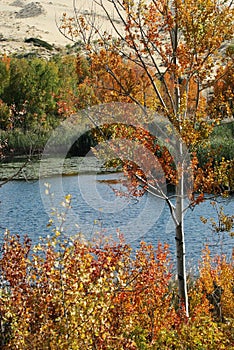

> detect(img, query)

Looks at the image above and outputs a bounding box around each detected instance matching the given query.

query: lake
[0,171,233,271]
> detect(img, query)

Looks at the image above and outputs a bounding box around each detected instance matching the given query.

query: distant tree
[209,46,234,119]
[0,55,10,95]
[53,54,93,115]
[1,58,60,131]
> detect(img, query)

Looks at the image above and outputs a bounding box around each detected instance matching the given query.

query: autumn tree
[59,0,234,317]
[208,43,234,119]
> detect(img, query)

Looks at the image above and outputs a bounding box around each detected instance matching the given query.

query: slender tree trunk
[175,148,189,317]
[172,12,189,317]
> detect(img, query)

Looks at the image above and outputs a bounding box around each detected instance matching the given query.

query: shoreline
[0,156,121,181]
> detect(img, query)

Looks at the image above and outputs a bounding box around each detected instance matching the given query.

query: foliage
[0,54,96,157]
[1,57,60,130]
[58,0,234,197]
[0,232,233,349]
[59,0,234,316]
[0,129,50,156]
[52,54,93,114]
[63,0,234,188]
[210,122,234,162]
[0,54,91,133]
[0,100,12,131]
[208,48,234,119]
[0,55,10,95]
[201,201,234,237]
[0,0,233,332]
[86,50,158,107]
[0,49,233,163]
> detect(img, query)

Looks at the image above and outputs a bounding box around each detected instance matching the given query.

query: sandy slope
[0,0,115,55]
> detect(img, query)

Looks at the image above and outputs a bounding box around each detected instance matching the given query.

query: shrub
[0,232,233,349]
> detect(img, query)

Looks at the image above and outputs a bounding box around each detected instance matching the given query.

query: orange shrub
[0,233,233,349]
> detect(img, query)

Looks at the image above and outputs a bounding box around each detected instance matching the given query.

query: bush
[0,129,51,156]
[0,100,12,130]
[0,232,233,349]
[196,122,234,166]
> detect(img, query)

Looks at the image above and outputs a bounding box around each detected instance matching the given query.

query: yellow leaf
[55,230,61,237]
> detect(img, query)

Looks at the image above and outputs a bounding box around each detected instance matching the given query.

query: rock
[0,33,6,41]
[15,2,45,18]
[10,0,25,7]
[24,37,53,50]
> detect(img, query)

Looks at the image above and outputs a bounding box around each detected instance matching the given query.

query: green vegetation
[0,54,93,157]
[24,38,54,51]
[0,55,79,132]
[0,129,50,156]
[197,122,234,164]
[210,122,234,162]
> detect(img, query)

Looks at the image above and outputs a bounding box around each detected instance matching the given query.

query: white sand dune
[0,0,116,55]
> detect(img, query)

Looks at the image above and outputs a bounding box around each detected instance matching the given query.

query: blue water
[0,173,233,269]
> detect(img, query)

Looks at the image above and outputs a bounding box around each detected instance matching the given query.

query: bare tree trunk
[175,151,189,317]
[173,11,189,316]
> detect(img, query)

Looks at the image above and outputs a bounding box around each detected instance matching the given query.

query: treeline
[0,53,233,162]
